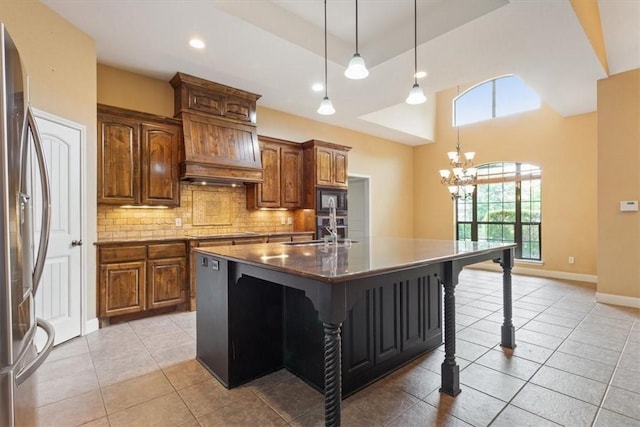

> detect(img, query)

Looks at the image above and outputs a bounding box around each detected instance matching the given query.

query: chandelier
[439,122,477,199]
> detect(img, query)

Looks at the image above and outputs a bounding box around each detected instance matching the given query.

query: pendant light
[318,0,335,115]
[406,0,426,105]
[344,0,369,80]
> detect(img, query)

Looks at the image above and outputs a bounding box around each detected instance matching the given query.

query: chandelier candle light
[439,111,477,198]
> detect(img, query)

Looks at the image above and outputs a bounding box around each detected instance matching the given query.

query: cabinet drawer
[148,242,186,259]
[100,246,146,263]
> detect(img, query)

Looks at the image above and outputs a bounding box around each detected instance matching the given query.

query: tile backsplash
[97,183,295,241]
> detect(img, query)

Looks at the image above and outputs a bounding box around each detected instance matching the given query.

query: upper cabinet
[302,140,351,189]
[247,136,303,209]
[98,104,181,207]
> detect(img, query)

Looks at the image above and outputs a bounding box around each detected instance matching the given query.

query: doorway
[30,110,85,346]
[347,175,370,240]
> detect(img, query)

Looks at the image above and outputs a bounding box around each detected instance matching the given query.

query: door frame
[347,174,371,238]
[32,108,89,337]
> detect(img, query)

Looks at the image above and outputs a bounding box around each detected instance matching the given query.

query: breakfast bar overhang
[193,238,517,427]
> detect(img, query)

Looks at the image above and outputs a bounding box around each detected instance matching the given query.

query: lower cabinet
[100,261,146,318]
[147,258,187,310]
[98,241,187,325]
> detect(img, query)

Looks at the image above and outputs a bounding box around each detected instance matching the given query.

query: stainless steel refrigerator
[0,23,55,426]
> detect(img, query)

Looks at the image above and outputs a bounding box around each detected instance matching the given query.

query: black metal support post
[499,248,516,349]
[440,269,461,396]
[323,322,342,427]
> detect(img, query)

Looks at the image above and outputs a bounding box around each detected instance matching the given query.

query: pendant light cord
[355,0,359,54]
[413,0,417,85]
[324,0,328,98]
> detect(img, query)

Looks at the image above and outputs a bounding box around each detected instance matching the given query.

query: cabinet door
[147,258,186,309]
[141,123,180,206]
[374,282,401,364]
[281,146,303,208]
[315,147,334,187]
[342,290,375,377]
[98,115,140,204]
[333,150,348,187]
[224,95,254,123]
[258,144,281,207]
[100,261,146,317]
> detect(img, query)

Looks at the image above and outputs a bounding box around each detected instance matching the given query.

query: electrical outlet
[287,217,292,225]
[175,218,182,227]
[280,217,286,225]
[568,256,575,264]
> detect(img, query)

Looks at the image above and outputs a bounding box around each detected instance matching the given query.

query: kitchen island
[194,238,517,427]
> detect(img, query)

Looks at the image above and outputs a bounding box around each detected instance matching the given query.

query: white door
[30,111,83,346]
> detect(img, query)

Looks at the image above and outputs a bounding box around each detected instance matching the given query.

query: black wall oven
[316,188,347,214]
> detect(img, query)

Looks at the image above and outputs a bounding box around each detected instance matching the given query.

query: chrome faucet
[325,197,338,243]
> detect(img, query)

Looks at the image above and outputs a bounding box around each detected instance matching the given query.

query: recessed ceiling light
[415,71,427,79]
[189,38,205,49]
[311,83,324,92]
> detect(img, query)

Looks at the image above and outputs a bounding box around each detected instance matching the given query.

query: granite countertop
[193,237,517,283]
[94,231,315,245]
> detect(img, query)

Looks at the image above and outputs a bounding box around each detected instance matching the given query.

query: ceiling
[42,0,639,146]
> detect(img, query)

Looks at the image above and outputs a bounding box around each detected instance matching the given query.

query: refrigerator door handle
[14,318,55,386]
[26,107,51,294]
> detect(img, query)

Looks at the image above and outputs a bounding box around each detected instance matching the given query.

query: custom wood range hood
[170,72,263,185]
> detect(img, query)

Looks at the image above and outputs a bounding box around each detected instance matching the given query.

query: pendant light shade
[318,0,335,115]
[344,0,369,80]
[406,83,426,104]
[318,96,336,115]
[345,53,369,80]
[406,0,426,105]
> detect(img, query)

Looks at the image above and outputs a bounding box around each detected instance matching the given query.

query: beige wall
[597,69,640,299]
[97,65,415,238]
[414,86,598,277]
[0,2,98,319]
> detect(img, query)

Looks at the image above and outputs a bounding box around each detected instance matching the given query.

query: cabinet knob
[71,240,83,247]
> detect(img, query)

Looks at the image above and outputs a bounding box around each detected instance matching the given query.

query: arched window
[456,162,542,260]
[454,75,541,126]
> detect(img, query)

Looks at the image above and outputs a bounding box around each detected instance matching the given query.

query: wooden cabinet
[303,140,350,190]
[100,261,146,318]
[171,72,258,125]
[98,104,181,207]
[97,240,187,325]
[247,136,303,209]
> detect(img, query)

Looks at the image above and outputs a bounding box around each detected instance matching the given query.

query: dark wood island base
[194,238,516,427]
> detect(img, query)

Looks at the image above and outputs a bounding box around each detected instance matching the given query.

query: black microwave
[317,188,347,213]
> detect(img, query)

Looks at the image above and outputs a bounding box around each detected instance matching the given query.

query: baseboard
[84,318,99,335]
[467,262,598,284]
[595,293,640,309]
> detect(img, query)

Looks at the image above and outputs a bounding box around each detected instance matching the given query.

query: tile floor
[19,269,640,426]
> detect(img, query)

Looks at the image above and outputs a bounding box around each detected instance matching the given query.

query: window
[454,75,541,126]
[456,162,542,260]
